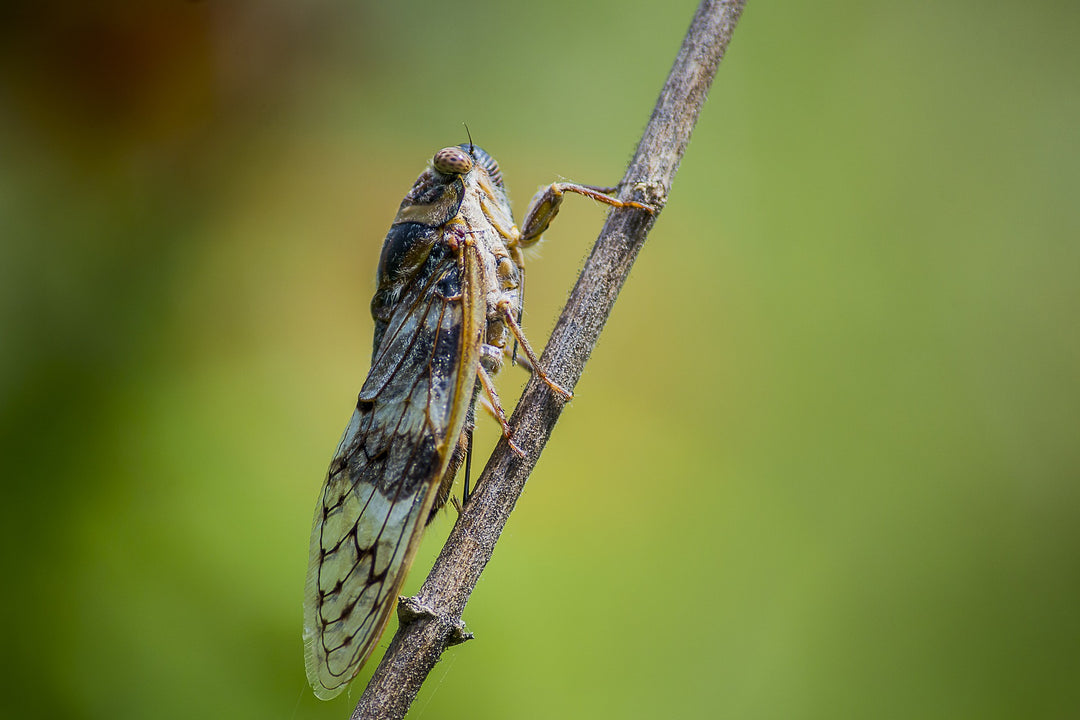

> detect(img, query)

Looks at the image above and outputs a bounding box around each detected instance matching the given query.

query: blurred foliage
[2,0,1078,718]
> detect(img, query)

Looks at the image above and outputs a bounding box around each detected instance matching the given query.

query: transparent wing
[304,247,483,700]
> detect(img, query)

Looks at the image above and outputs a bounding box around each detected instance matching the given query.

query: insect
[304,142,650,699]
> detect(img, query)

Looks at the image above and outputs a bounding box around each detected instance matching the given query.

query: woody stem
[351,2,746,718]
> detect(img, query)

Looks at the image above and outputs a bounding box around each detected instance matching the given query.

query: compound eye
[432,146,473,176]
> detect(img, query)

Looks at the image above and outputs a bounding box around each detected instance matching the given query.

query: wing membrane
[303,245,483,700]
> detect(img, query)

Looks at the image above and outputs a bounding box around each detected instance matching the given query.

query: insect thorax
[373,150,522,372]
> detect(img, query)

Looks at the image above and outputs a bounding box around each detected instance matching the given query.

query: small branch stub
[394,597,434,626]
[631,180,669,210]
[395,597,473,645]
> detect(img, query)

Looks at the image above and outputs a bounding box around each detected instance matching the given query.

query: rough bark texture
[350,2,746,717]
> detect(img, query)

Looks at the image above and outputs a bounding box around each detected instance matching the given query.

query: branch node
[631,180,669,211]
[397,596,473,646]
[447,624,475,647]
[396,596,436,625]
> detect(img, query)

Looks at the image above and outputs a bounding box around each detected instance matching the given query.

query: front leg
[518,182,654,247]
[496,299,573,400]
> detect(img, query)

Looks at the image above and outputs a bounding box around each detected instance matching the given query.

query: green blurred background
[2,1,1078,718]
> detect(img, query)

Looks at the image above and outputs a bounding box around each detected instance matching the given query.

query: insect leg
[512,352,535,374]
[497,300,573,400]
[476,364,526,458]
[518,182,654,247]
[477,393,499,419]
[510,267,524,367]
[462,426,474,505]
[431,417,473,524]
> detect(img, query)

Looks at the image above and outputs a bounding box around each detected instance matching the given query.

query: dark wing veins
[303,248,478,700]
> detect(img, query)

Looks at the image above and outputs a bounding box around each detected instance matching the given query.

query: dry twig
[350,2,746,717]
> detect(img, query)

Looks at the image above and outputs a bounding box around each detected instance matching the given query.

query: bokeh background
[3,1,1078,718]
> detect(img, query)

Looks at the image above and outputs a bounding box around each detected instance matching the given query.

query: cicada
[304,143,648,699]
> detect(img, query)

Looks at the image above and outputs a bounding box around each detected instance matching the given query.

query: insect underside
[303,143,647,699]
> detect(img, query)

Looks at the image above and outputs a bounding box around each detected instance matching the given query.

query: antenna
[463,122,474,154]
